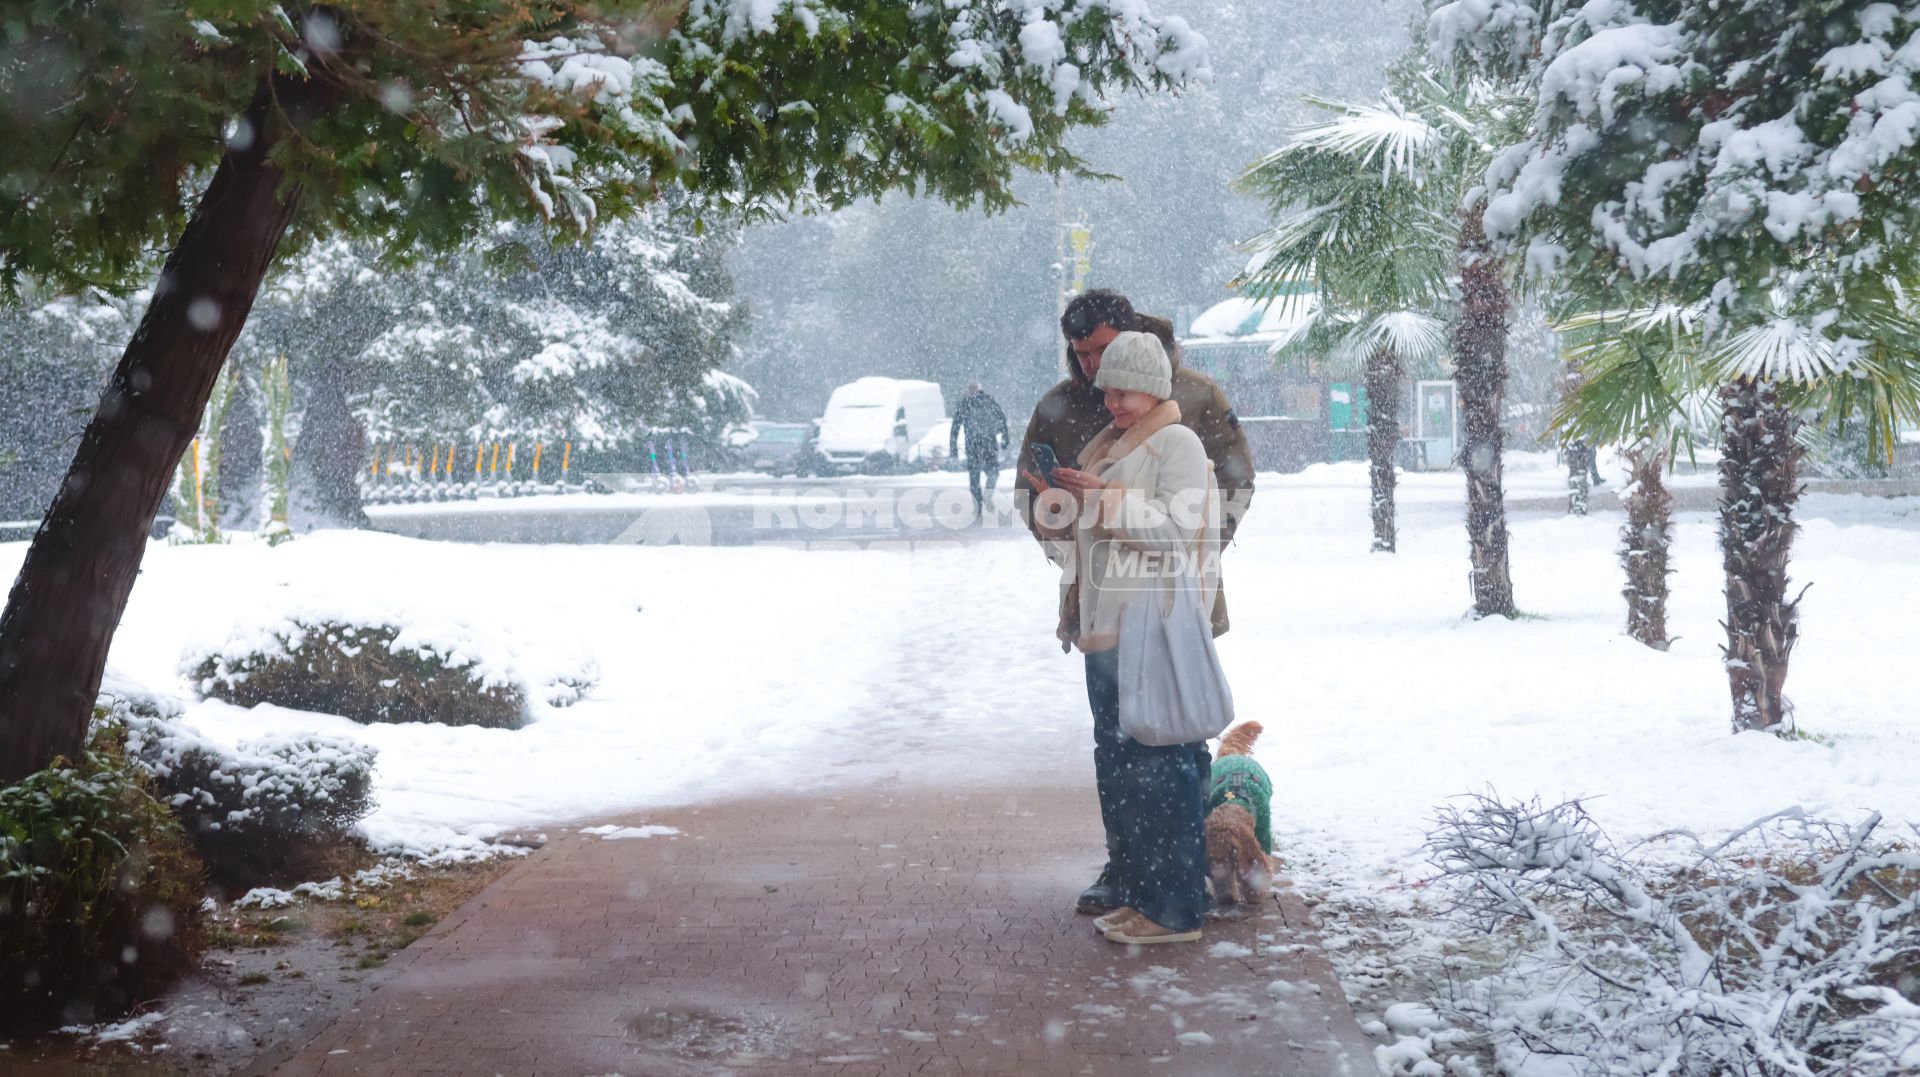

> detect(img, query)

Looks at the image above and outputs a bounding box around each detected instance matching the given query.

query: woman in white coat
[1037,330,1219,945]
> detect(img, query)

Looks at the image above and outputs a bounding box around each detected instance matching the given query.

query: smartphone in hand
[1028,442,1062,480]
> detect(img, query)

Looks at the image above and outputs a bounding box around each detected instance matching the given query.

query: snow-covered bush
[1427,794,1920,1075]
[0,740,204,1027]
[95,676,377,886]
[123,721,375,883]
[182,581,599,730]
[188,620,540,729]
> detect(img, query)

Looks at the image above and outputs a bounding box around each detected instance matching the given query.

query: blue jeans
[1085,647,1210,931]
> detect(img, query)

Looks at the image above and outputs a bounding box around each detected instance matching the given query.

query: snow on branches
[1430,0,1920,360]
[668,0,1210,211]
[1427,793,1920,1075]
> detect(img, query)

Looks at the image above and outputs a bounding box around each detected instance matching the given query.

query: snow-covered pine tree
[235,240,399,531]
[0,0,1211,780]
[1431,0,1920,732]
[357,210,745,467]
[0,295,130,522]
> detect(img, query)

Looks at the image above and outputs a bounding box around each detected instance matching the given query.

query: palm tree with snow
[1237,69,1523,613]
[1552,304,1706,651]
[1234,91,1455,553]
[1557,287,1920,731]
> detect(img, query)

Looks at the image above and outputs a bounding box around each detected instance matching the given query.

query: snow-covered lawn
[6,451,1915,877]
[13,451,1920,1066]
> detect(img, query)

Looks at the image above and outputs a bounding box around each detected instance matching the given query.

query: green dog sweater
[1208,754,1273,854]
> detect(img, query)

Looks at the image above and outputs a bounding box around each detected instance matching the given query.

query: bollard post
[191,436,204,533]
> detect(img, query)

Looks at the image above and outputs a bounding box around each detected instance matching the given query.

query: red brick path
[269,786,1377,1076]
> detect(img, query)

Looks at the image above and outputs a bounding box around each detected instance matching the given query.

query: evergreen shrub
[188,620,529,729]
[0,740,204,1027]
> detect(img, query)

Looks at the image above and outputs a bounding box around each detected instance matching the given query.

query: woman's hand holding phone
[1025,442,1102,497]
[1047,467,1104,494]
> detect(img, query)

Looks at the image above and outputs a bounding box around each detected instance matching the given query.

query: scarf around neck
[1076,399,1183,474]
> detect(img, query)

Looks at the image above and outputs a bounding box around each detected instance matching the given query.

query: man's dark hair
[1135,314,1178,358]
[1061,289,1135,341]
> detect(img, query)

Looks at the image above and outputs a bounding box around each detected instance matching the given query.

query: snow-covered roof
[827,376,942,405]
[1185,294,1317,344]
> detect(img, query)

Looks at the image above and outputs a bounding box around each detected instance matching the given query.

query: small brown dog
[1205,722,1274,910]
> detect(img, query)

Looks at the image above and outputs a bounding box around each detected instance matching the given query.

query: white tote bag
[1115,573,1235,747]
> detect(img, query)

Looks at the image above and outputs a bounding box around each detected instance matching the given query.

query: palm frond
[1706,318,1853,385]
[1267,302,1346,371]
[1553,307,1698,443]
[1286,94,1444,185]
[1270,305,1450,378]
[1359,310,1452,368]
[1780,290,1920,461]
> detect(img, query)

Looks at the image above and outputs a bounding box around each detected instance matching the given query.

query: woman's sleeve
[1096,435,1211,552]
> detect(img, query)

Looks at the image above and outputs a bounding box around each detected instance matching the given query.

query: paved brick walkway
[269,786,1377,1076]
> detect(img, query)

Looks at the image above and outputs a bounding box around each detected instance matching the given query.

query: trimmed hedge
[190,620,527,729]
[0,742,204,1028]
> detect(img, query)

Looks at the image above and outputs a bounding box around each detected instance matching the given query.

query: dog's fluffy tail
[1217,721,1263,759]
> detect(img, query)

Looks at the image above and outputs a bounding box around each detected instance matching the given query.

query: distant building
[1178,289,1458,474]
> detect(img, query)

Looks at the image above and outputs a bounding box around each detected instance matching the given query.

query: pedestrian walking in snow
[1016,289,1255,919]
[1032,330,1223,945]
[950,381,1009,520]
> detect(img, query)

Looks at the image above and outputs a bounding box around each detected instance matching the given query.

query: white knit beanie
[1094,331,1172,399]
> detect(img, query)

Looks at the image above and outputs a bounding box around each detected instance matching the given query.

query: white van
[816,377,948,473]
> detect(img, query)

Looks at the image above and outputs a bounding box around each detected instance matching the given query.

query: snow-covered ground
[6,450,1915,876]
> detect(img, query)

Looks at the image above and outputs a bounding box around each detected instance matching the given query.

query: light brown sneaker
[1103,916,1201,945]
[1092,907,1141,934]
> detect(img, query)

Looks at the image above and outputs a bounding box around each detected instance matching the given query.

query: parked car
[742,420,821,476]
[908,420,968,471]
[815,377,947,474]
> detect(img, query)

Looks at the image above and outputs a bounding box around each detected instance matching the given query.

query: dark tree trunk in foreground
[1453,208,1515,617]
[1364,345,1402,553]
[289,353,371,532]
[218,371,267,533]
[1619,436,1672,650]
[0,77,330,783]
[1718,379,1803,735]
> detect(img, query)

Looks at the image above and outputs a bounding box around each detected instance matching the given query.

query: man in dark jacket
[950,381,1009,519]
[1016,288,1257,916]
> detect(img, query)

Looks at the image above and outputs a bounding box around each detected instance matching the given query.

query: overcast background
[726,0,1424,422]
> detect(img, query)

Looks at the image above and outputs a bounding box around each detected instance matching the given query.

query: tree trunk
[1364,345,1401,553]
[1718,379,1803,735]
[218,370,267,533]
[1561,357,1590,516]
[1453,207,1515,617]
[289,353,370,532]
[1565,440,1592,516]
[0,76,331,783]
[1619,435,1672,650]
